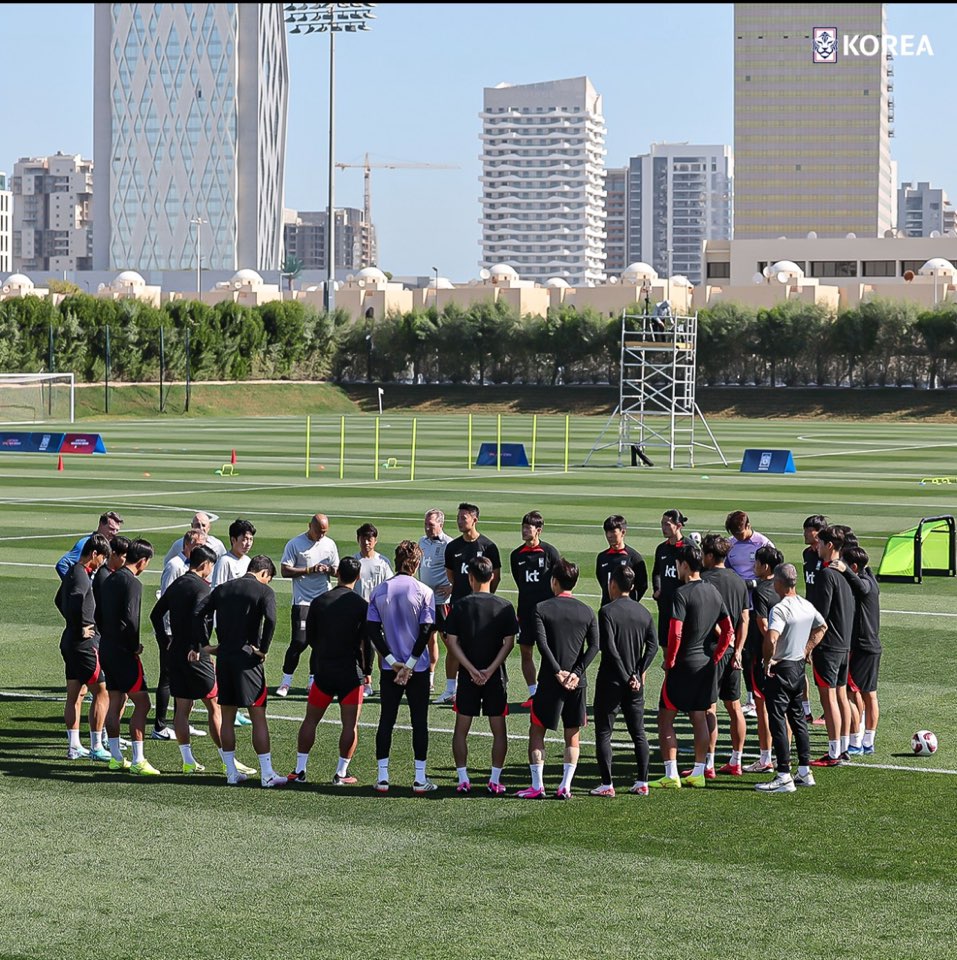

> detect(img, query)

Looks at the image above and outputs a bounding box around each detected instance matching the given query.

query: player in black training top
[701,534,750,778]
[742,544,784,773]
[287,557,371,787]
[652,544,733,790]
[444,556,518,795]
[438,503,501,704]
[595,514,648,606]
[833,544,882,756]
[56,533,111,760]
[808,526,855,768]
[509,510,561,707]
[197,554,286,787]
[652,508,688,640]
[590,565,658,798]
[100,539,157,775]
[802,515,827,597]
[517,558,599,800]
[149,544,230,775]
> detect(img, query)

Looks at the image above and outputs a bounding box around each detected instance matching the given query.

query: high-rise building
[0,172,11,274]
[603,167,628,277]
[626,144,733,286]
[283,208,374,273]
[898,182,956,237]
[734,4,894,239]
[93,3,288,273]
[481,76,607,285]
[10,154,93,273]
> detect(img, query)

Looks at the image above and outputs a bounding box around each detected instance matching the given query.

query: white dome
[356,267,387,282]
[919,258,957,276]
[770,260,804,278]
[670,274,692,288]
[3,273,34,289]
[114,270,145,286]
[544,277,570,288]
[231,269,264,285]
[432,276,454,290]
[489,263,518,278]
[621,262,658,283]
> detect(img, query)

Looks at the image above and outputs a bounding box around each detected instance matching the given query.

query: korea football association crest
[813,27,838,63]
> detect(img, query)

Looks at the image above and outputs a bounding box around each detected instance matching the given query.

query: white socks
[297,752,310,775]
[223,751,238,778]
[108,737,123,762]
[67,729,81,750]
[664,760,678,779]
[414,759,427,783]
[863,729,876,748]
[840,735,849,754]
[730,750,742,766]
[760,749,773,766]
[798,765,810,778]
[705,752,715,770]
[377,759,389,782]
[802,700,811,715]
[692,762,706,777]
[429,671,435,689]
[281,673,294,688]
[456,766,469,785]
[849,733,863,749]
[336,756,350,778]
[828,739,840,759]
[258,752,276,779]
[528,683,538,697]
[530,762,544,791]
[131,740,144,764]
[90,729,102,751]
[559,762,577,792]
[490,766,503,785]
[444,679,456,695]
[180,744,195,765]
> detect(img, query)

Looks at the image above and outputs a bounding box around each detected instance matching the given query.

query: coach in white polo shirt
[276,514,339,697]
[162,511,227,566]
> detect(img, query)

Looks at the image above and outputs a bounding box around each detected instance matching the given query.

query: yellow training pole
[468,413,473,470]
[531,414,538,473]
[339,416,345,479]
[410,417,418,481]
[374,417,380,481]
[564,414,570,473]
[497,413,502,472]
[305,415,311,479]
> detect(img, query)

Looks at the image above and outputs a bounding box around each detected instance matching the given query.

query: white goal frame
[0,373,75,424]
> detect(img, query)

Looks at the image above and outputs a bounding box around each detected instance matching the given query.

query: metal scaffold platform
[585,310,727,470]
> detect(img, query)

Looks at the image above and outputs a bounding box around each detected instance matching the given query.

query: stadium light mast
[284,3,376,315]
[189,217,207,295]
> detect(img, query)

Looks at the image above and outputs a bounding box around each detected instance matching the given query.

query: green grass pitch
[1,411,956,959]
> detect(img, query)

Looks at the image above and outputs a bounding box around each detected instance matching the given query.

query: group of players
[53,504,882,797]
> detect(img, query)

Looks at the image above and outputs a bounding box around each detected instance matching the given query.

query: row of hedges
[2,294,957,387]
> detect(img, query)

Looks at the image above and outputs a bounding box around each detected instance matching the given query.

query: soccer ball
[912,730,938,755]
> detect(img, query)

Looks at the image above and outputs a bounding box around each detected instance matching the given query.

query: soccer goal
[0,373,75,424]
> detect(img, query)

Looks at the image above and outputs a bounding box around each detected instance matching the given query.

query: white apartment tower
[898,182,956,238]
[734,3,894,239]
[93,3,288,272]
[481,77,607,285]
[627,144,733,286]
[0,172,11,274]
[10,154,94,273]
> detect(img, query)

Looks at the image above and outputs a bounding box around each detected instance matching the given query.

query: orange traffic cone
[57,454,64,471]
[231,448,237,465]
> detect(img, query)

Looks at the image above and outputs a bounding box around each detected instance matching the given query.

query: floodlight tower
[284,3,376,313]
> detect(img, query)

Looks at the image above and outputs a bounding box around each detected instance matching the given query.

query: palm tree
[280,255,304,293]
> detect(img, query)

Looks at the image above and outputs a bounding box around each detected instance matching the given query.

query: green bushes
[2,293,956,387]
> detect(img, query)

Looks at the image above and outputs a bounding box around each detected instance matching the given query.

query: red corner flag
[231,449,237,465]
[57,454,64,471]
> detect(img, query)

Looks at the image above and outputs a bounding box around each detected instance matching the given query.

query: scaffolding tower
[585,310,727,469]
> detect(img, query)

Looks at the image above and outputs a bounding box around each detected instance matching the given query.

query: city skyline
[0,3,953,280]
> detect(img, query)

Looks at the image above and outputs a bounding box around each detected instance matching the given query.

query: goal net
[0,374,75,424]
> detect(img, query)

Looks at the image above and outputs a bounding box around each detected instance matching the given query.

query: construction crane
[335,153,460,267]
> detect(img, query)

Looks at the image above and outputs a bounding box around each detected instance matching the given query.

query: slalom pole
[497,413,502,472]
[564,414,570,473]
[305,415,311,479]
[339,416,345,479]
[410,418,417,481]
[531,414,538,473]
[374,416,380,481]
[468,413,473,470]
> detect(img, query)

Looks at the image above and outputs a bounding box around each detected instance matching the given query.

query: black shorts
[530,680,587,731]
[716,649,742,703]
[311,666,365,701]
[216,658,267,708]
[169,657,217,701]
[811,646,849,690]
[433,602,450,633]
[61,642,102,685]
[102,652,147,695]
[660,661,716,713]
[746,651,768,700]
[516,614,537,647]
[454,673,508,717]
[849,648,881,694]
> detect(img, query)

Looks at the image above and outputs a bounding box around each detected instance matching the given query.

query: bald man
[276,514,340,696]
[162,512,227,566]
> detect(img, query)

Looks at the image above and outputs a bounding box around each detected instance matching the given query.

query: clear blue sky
[0,3,952,279]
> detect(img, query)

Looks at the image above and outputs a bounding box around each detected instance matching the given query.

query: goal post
[0,373,75,424]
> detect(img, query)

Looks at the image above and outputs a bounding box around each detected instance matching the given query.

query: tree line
[1,293,957,388]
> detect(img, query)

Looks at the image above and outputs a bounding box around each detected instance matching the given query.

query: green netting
[923,522,953,571]
[877,527,919,580]
[877,518,953,580]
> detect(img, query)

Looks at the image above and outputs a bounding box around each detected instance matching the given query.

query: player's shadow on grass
[0,723,63,741]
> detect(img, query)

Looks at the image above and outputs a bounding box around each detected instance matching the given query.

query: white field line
[1,690,953,776]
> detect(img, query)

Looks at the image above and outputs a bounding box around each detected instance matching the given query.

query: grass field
[1,410,956,959]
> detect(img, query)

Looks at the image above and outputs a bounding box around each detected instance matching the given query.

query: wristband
[404,656,418,669]
[385,654,397,668]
